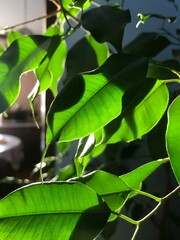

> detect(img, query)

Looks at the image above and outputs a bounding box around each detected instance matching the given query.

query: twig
[0,9,60,32]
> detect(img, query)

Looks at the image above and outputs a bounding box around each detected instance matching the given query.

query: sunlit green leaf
[166,95,180,183]
[36,36,67,96]
[0,35,51,113]
[46,54,148,145]
[0,43,4,56]
[7,30,23,46]
[104,80,169,143]
[75,134,96,176]
[0,182,110,240]
[76,170,131,219]
[121,158,168,191]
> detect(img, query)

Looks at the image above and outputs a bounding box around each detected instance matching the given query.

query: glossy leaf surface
[76,159,166,219]
[36,36,67,95]
[105,80,169,143]
[46,54,148,144]
[77,170,131,219]
[121,158,168,190]
[0,35,51,113]
[166,95,180,183]
[0,182,110,240]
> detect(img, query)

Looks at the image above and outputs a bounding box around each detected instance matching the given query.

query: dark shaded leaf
[64,35,108,83]
[82,4,131,52]
[123,32,170,57]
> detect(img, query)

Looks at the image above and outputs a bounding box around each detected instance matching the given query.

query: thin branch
[131,225,139,240]
[0,1,80,33]
[162,185,180,200]
[0,9,60,32]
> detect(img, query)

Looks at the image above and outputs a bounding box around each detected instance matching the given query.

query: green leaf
[75,134,96,176]
[0,182,110,240]
[121,158,168,191]
[147,65,180,80]
[35,36,67,96]
[166,95,180,183]
[7,30,23,46]
[137,13,177,27]
[124,32,170,57]
[46,54,148,145]
[75,159,166,220]
[82,4,131,52]
[104,80,169,143]
[0,35,51,113]
[71,0,89,8]
[64,35,108,83]
[76,170,131,220]
[0,43,5,56]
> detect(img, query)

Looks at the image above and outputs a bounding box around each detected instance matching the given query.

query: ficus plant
[0,0,180,239]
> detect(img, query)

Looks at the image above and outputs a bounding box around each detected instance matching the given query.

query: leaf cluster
[0,0,180,239]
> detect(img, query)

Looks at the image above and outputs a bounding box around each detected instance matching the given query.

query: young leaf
[0,182,110,240]
[0,35,51,113]
[166,95,180,184]
[82,4,131,52]
[75,134,96,176]
[137,13,176,27]
[46,54,148,145]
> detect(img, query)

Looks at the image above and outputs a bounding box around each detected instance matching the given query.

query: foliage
[0,0,180,239]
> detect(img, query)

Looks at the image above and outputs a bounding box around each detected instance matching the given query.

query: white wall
[0,0,46,34]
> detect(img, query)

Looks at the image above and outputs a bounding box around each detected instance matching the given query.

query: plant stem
[131,225,139,240]
[139,202,162,223]
[0,10,60,33]
[134,189,161,202]
[119,213,138,225]
[40,145,49,183]
[162,185,180,200]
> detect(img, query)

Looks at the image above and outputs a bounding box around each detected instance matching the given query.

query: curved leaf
[147,65,180,80]
[105,80,169,143]
[0,182,110,240]
[46,54,148,144]
[82,4,131,51]
[7,30,23,46]
[121,158,168,190]
[75,134,96,176]
[36,36,67,96]
[123,32,170,57]
[76,170,131,219]
[75,159,166,220]
[64,35,108,83]
[166,95,180,183]
[0,35,51,113]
